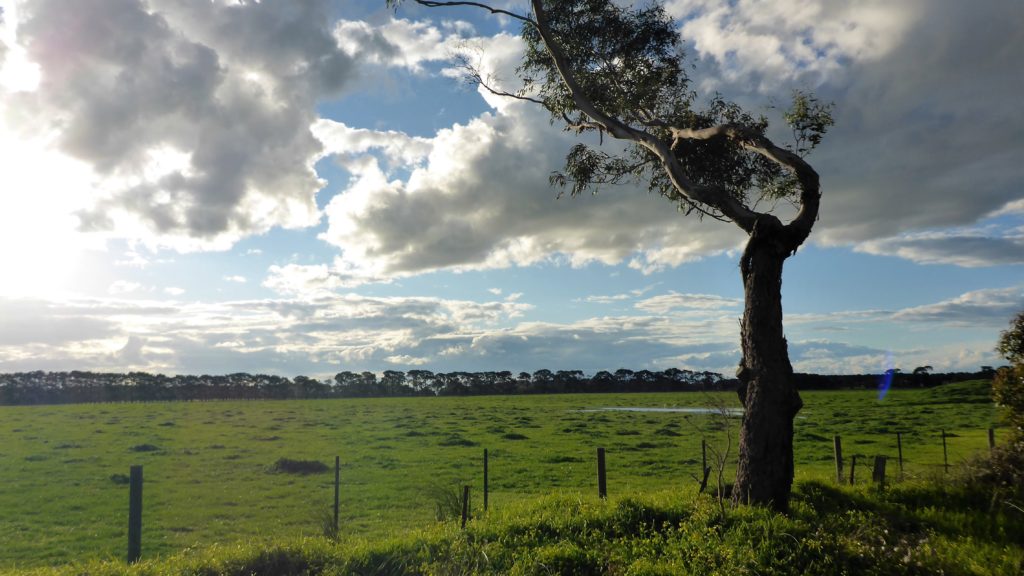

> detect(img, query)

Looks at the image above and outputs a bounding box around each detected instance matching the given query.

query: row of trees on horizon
[0,366,997,406]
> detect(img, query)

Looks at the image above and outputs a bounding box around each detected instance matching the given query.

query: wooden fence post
[833,436,844,484]
[698,439,710,492]
[872,456,886,489]
[849,454,857,485]
[483,448,489,512]
[127,465,143,564]
[597,447,607,499]
[461,485,470,529]
[896,432,904,479]
[333,456,340,535]
[942,430,949,472]
[989,428,996,453]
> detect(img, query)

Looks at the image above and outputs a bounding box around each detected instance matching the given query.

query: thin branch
[410,1,536,25]
[476,76,546,106]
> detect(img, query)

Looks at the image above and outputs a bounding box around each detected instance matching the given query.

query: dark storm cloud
[0,298,116,345]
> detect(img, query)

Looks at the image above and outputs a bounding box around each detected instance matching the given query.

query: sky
[0,0,1021,380]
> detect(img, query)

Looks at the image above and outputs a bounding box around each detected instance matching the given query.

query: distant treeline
[0,367,995,406]
[0,368,726,405]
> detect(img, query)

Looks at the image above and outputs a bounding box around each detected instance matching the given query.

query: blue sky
[0,0,1021,378]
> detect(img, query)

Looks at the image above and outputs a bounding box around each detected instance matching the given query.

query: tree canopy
[389,0,834,511]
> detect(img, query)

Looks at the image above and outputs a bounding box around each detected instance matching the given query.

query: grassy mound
[917,379,995,405]
[12,478,1022,576]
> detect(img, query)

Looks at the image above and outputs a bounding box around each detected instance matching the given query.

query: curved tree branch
[528,0,759,232]
[661,123,820,249]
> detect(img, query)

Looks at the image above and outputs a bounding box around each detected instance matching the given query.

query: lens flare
[877,351,894,400]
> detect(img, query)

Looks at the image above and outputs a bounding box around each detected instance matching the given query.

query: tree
[390,0,833,511]
[912,365,933,387]
[994,311,1024,437]
[997,311,1024,366]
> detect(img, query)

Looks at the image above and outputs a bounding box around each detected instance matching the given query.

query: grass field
[0,381,1006,569]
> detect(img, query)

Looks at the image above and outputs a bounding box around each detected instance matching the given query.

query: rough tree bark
[733,216,805,509]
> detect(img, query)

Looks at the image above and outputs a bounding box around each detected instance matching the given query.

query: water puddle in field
[577,407,744,416]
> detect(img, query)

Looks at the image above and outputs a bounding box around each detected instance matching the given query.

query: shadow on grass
[793,479,1024,546]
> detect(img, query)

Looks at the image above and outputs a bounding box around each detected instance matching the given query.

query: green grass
[9,482,1022,575]
[0,382,1008,569]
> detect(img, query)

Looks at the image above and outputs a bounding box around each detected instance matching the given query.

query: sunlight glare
[0,118,101,297]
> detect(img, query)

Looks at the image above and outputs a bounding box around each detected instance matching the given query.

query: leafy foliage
[996,310,1024,366]
[517,0,832,217]
[993,311,1024,440]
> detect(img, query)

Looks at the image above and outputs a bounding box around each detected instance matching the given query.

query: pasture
[0,381,1004,569]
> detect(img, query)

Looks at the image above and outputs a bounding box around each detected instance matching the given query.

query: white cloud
[108,281,141,295]
[635,292,742,314]
[2,0,365,251]
[892,286,1024,325]
[224,275,247,284]
[319,101,744,283]
[0,280,1012,376]
[668,0,915,90]
[263,263,348,298]
[334,16,472,73]
[312,119,432,168]
[164,287,185,296]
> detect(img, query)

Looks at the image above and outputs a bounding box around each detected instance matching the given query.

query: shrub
[423,482,465,522]
[270,458,329,475]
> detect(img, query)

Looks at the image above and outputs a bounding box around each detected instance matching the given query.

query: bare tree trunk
[732,217,803,512]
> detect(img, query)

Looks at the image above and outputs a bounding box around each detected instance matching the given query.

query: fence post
[896,432,904,479]
[849,454,857,485]
[833,436,844,484]
[461,485,470,529]
[483,448,489,512]
[597,447,607,499]
[698,439,710,492]
[127,465,143,564]
[942,430,949,472]
[989,428,996,452]
[333,456,340,535]
[872,456,886,489]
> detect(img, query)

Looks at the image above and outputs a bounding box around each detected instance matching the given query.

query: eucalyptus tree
[389,0,833,511]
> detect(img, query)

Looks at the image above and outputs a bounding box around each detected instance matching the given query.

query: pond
[577,407,744,416]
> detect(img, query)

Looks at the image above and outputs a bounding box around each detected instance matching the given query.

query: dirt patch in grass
[130,444,160,452]
[438,434,477,447]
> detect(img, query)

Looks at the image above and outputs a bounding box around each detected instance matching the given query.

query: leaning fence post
[849,454,857,485]
[333,456,340,535]
[483,448,489,512]
[127,465,143,564]
[461,485,470,529]
[833,436,844,484]
[941,429,949,472]
[896,432,904,479]
[597,447,607,499]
